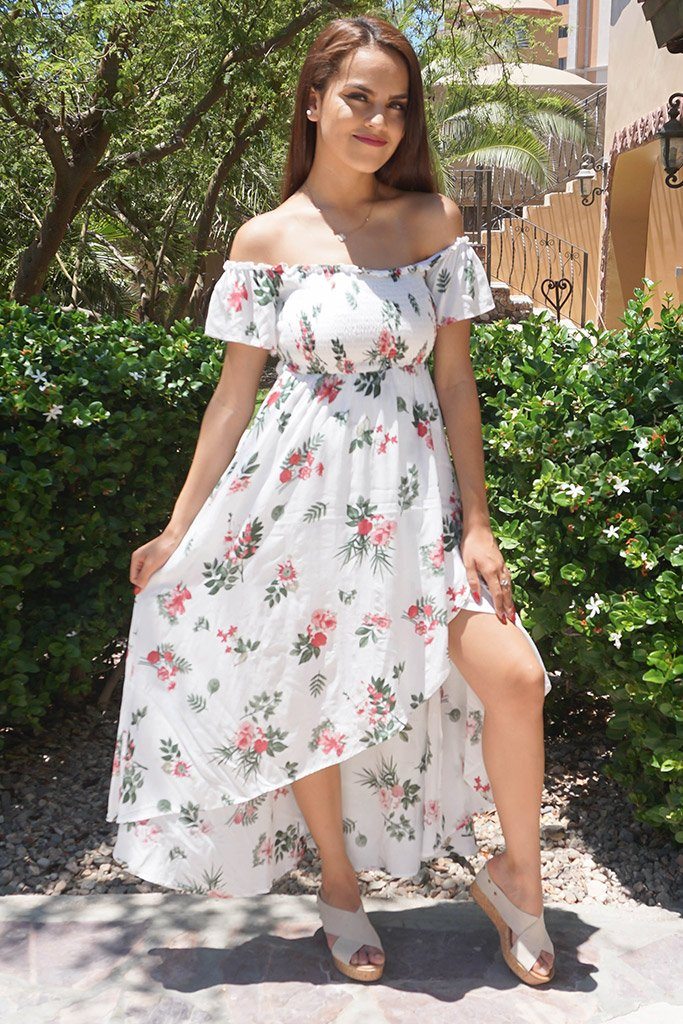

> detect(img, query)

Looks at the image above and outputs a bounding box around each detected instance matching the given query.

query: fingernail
[473,591,481,603]
[133,586,140,594]
[509,608,516,622]
[500,613,507,624]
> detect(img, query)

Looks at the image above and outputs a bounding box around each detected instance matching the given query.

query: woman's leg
[290,764,385,967]
[448,606,555,975]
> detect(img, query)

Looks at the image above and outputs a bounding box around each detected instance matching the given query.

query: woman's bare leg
[448,606,555,975]
[290,763,384,967]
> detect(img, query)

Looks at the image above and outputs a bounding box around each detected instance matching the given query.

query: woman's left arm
[432,319,516,624]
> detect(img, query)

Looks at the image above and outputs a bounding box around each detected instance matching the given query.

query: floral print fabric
[106,236,552,897]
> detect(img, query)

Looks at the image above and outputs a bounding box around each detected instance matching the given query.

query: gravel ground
[1,695,681,908]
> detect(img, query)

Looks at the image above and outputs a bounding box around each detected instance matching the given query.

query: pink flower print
[236,721,254,750]
[311,609,337,632]
[377,327,398,359]
[280,467,292,483]
[278,559,297,583]
[379,786,392,811]
[310,631,327,648]
[374,424,398,454]
[319,728,346,756]
[233,811,244,825]
[473,776,491,794]
[164,584,192,618]
[423,799,440,826]
[447,583,467,612]
[357,517,373,536]
[199,820,214,835]
[391,783,404,799]
[430,537,445,570]
[316,462,324,475]
[306,450,314,465]
[259,837,274,862]
[299,465,311,479]
[273,786,290,800]
[266,388,282,407]
[315,376,343,404]
[227,277,248,312]
[140,823,161,844]
[147,650,161,664]
[369,516,397,547]
[173,760,191,777]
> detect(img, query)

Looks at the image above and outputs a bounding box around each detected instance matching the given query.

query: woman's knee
[498,659,546,710]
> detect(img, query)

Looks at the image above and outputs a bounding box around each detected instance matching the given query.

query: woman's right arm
[130,341,270,592]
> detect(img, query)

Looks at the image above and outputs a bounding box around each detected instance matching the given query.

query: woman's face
[308,44,409,173]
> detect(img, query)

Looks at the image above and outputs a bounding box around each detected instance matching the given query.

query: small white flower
[44,404,64,421]
[130,371,143,381]
[501,439,512,450]
[608,630,622,649]
[603,524,620,539]
[649,462,662,474]
[72,416,83,426]
[612,477,630,495]
[66,630,77,638]
[634,436,649,454]
[586,593,605,618]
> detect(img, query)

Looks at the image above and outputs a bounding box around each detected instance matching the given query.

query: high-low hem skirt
[106,363,552,898]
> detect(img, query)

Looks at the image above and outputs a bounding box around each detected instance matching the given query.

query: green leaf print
[303,501,328,522]
[130,706,147,725]
[309,671,326,697]
[335,496,396,578]
[177,863,227,895]
[463,251,476,298]
[398,464,419,512]
[354,368,387,398]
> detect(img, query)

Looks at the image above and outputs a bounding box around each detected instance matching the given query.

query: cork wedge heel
[316,890,385,982]
[470,861,555,985]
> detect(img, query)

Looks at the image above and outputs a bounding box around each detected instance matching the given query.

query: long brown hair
[280,15,438,201]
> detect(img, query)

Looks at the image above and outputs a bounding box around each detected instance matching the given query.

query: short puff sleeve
[204,263,279,353]
[425,238,496,325]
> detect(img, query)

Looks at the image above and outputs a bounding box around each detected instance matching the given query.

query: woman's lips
[353,134,387,147]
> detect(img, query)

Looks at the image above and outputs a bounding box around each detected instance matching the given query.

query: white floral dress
[106,236,552,897]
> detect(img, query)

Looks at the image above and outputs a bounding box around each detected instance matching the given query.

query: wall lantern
[576,153,607,207]
[656,93,683,189]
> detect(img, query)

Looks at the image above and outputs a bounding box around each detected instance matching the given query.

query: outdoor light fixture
[576,153,607,207]
[656,93,683,189]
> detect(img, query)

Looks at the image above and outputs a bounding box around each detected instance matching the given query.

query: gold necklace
[303,184,377,242]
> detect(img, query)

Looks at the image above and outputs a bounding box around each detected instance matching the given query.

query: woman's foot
[486,851,555,976]
[319,865,385,968]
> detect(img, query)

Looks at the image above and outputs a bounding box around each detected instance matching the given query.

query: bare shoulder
[405,191,464,254]
[228,211,287,263]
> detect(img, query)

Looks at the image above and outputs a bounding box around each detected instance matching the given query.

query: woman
[107,14,555,987]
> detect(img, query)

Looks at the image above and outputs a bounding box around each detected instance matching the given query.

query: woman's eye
[348,92,406,111]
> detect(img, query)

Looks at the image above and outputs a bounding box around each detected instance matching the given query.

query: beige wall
[604,0,681,145]
[601,0,683,327]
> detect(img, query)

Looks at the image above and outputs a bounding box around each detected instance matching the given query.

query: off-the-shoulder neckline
[221,235,472,276]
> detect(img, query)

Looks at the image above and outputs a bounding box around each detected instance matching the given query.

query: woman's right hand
[130,529,185,594]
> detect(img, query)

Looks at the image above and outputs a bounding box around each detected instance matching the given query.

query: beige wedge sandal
[316,890,385,982]
[470,860,555,985]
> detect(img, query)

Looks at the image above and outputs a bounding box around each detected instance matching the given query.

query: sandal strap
[316,892,383,966]
[510,915,555,974]
[476,862,554,970]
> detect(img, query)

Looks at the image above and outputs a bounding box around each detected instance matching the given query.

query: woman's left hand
[460,523,516,623]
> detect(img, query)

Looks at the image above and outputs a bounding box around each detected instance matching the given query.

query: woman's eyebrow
[345,82,409,99]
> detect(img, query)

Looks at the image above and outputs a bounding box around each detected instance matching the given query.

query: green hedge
[0,301,223,740]
[453,284,681,842]
[1,287,681,842]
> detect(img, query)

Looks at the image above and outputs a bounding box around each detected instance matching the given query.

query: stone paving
[0,891,681,1023]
